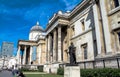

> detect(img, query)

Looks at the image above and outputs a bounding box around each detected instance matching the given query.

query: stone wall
[76,57,120,69]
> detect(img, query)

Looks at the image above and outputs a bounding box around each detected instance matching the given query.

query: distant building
[0,50,1,58]
[1,42,14,57]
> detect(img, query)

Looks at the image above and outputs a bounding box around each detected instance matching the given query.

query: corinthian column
[23,46,27,65]
[48,34,52,63]
[58,26,62,62]
[46,37,48,63]
[30,46,33,64]
[53,29,57,62]
[39,44,42,64]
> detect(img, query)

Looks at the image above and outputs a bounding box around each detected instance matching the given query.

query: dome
[30,21,44,32]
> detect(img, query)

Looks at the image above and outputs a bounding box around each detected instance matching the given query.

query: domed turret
[29,21,45,41]
[30,21,43,32]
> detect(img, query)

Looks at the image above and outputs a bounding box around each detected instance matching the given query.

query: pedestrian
[17,70,25,77]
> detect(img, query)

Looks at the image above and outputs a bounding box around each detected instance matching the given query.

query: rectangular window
[118,21,120,24]
[72,27,75,36]
[81,44,87,59]
[114,0,120,7]
[81,19,85,31]
[117,32,120,44]
[110,0,120,9]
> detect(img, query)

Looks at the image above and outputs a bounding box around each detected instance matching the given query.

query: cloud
[60,0,81,11]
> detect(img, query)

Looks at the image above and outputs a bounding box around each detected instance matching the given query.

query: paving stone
[0,70,13,77]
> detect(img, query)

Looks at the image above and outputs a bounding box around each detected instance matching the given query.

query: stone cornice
[68,0,91,19]
[46,19,69,35]
[69,5,92,26]
[108,6,120,16]
[71,28,94,40]
[45,14,69,31]
[18,40,37,46]
[45,0,92,32]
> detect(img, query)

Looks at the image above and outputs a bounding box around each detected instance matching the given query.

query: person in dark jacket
[16,70,25,77]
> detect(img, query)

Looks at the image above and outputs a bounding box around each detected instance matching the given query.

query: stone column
[48,34,52,63]
[23,46,27,65]
[39,44,42,64]
[99,0,112,53]
[46,37,48,63]
[58,26,62,62]
[53,29,57,62]
[30,46,33,64]
[92,0,105,55]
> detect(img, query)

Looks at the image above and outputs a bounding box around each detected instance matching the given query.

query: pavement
[0,70,47,77]
[0,70,13,77]
[23,72,46,74]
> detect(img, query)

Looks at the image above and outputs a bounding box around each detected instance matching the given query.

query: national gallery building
[16,0,120,73]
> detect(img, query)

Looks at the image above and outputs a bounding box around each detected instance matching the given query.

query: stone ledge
[108,6,120,16]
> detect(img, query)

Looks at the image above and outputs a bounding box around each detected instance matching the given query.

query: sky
[0,0,81,56]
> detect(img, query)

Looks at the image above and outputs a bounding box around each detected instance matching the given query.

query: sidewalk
[23,72,46,74]
[0,70,13,77]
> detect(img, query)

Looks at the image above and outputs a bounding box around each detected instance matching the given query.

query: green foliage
[20,67,29,72]
[57,67,120,77]
[57,67,64,75]
[20,65,43,72]
[37,66,43,72]
[81,68,120,77]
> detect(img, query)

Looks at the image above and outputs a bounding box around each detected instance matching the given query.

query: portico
[46,26,69,63]
[44,12,70,73]
[17,40,37,65]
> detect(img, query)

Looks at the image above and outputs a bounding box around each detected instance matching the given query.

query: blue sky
[0,0,81,56]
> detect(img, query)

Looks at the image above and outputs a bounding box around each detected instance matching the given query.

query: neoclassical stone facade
[16,0,120,73]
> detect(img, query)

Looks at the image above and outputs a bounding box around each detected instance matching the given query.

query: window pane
[114,0,119,7]
[84,46,87,59]
[117,32,120,44]
[119,0,120,5]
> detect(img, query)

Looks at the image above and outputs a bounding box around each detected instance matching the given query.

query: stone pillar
[46,37,48,63]
[23,46,27,65]
[53,29,57,62]
[39,44,42,64]
[58,26,62,62]
[99,0,112,53]
[48,34,52,63]
[30,46,33,64]
[92,0,105,55]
